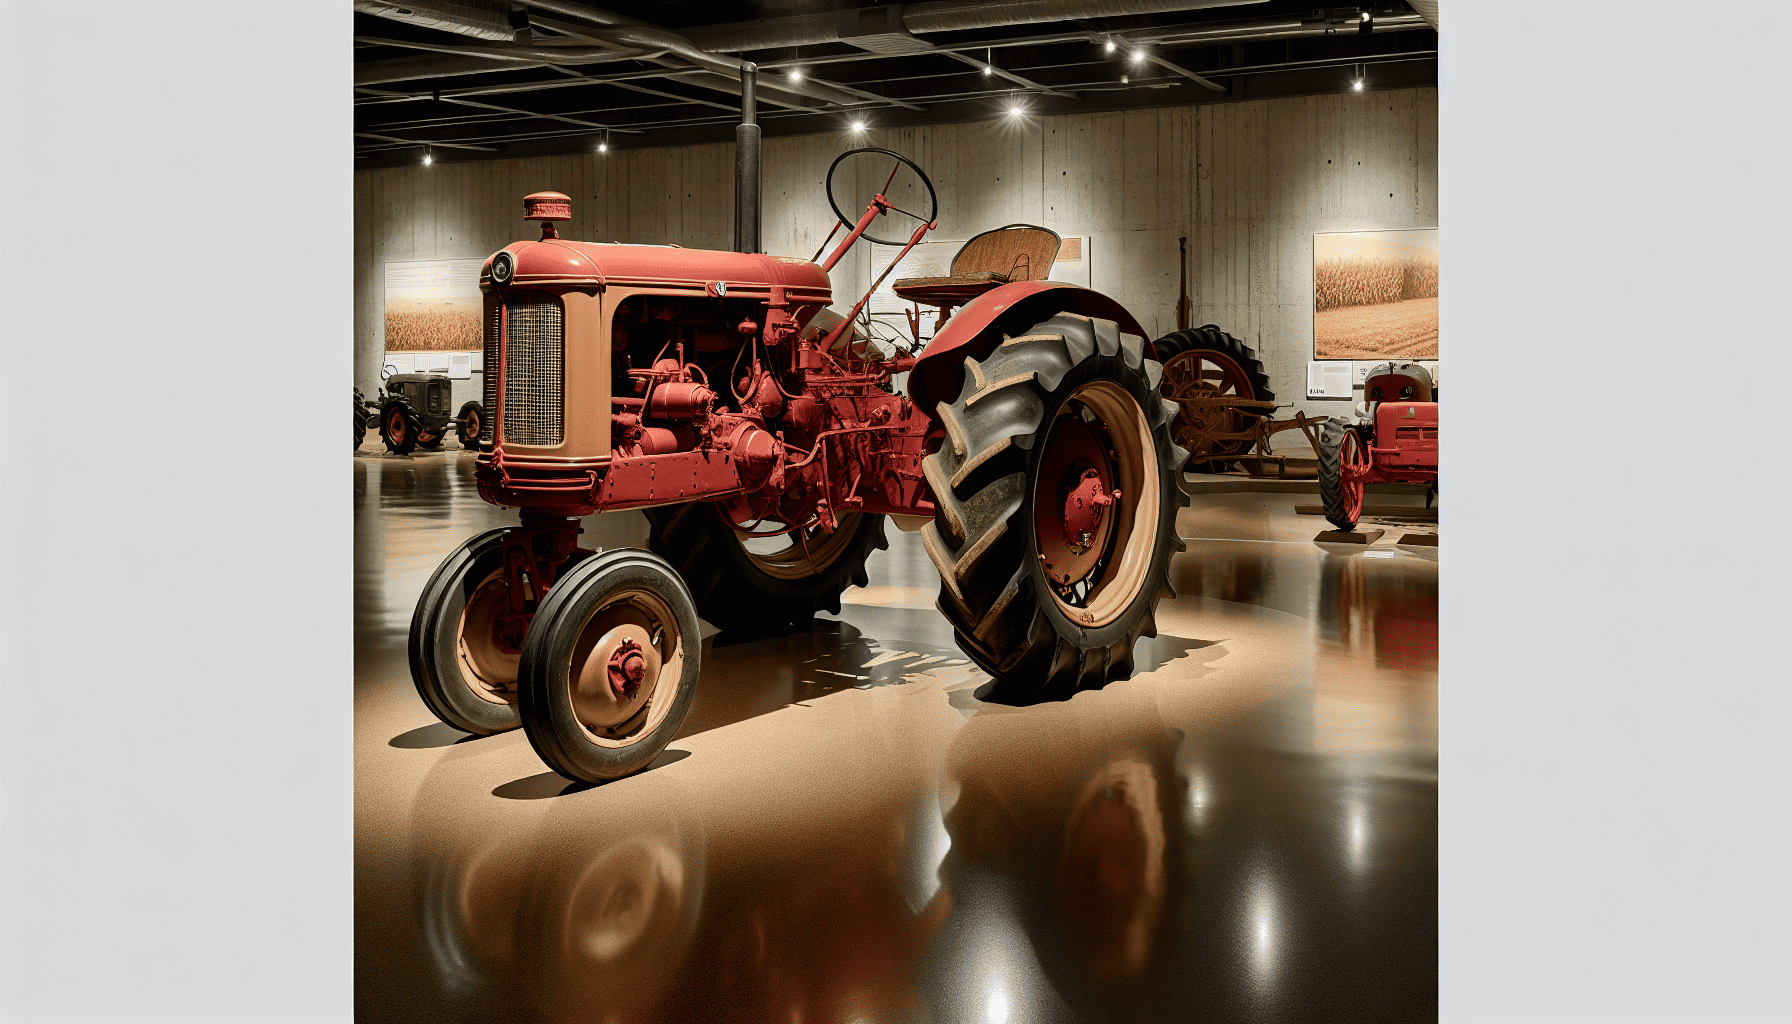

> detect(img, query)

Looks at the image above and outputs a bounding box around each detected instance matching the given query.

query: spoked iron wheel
[1151,326,1272,471]
[518,550,701,784]
[1318,417,1369,531]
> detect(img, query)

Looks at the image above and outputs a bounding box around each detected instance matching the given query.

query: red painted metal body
[469,185,1154,562]
[1344,401,1439,487]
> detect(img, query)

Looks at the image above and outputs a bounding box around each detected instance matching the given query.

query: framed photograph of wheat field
[1312,228,1439,360]
[382,257,485,352]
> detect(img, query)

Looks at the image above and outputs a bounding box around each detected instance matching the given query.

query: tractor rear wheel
[381,399,420,455]
[922,313,1190,700]
[645,504,887,635]
[1151,325,1272,473]
[517,549,701,783]
[1318,417,1368,531]
[410,529,528,735]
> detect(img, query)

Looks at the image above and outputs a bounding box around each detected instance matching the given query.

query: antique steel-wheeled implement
[408,149,1191,783]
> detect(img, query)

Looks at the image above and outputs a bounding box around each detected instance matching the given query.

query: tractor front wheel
[922,313,1190,700]
[410,529,529,735]
[1318,417,1368,531]
[517,549,701,784]
[381,400,420,455]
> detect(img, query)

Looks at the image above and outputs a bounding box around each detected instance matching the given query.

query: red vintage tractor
[1316,361,1438,530]
[406,149,1192,784]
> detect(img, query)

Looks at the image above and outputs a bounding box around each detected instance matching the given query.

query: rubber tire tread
[1149,324,1272,470]
[922,312,1191,701]
[456,401,486,448]
[516,549,702,783]
[409,529,523,735]
[1317,416,1362,531]
[644,504,888,636]
[381,399,420,455]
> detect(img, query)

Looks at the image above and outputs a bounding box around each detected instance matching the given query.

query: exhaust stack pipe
[734,61,761,254]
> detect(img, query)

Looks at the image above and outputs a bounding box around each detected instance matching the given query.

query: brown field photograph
[383,296,480,352]
[1314,229,1439,359]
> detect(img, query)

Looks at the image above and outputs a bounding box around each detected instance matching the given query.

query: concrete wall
[356,86,1436,437]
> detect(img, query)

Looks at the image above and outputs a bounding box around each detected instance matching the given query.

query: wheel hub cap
[608,638,647,698]
[574,623,662,731]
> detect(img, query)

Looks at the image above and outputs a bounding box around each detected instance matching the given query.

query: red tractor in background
[1317,361,1438,530]
[408,149,1191,784]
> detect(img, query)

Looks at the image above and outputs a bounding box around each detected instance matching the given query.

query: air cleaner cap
[524,191,571,239]
[523,191,572,221]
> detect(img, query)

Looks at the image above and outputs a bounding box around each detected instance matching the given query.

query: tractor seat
[893,224,1062,308]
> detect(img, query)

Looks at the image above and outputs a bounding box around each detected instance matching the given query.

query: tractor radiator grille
[482,297,500,442]
[501,296,564,446]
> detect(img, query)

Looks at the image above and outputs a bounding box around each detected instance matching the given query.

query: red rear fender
[907,281,1152,414]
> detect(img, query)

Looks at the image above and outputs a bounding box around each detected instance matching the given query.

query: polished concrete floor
[354,450,1438,1023]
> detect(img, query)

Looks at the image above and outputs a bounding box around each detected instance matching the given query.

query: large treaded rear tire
[1151,324,1272,472]
[644,503,888,635]
[922,313,1190,700]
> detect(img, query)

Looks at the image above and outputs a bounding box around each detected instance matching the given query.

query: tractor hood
[482,239,833,305]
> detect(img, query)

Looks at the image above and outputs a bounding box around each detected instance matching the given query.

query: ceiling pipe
[354,0,516,41]
[519,0,872,107]
[1148,10,1427,44]
[354,44,663,87]
[685,0,1266,52]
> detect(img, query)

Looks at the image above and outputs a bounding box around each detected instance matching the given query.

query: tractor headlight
[491,251,515,285]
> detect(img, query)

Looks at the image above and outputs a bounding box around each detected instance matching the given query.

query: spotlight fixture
[1352,63,1366,91]
[788,68,804,83]
[1352,78,1364,91]
[983,64,993,76]
[423,146,433,166]
[1130,48,1146,64]
[1008,103,1024,117]
[850,119,866,132]
[1104,38,1116,54]
[597,129,609,154]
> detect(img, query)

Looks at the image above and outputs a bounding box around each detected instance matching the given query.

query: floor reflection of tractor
[408,148,1192,784]
[366,373,487,455]
[1317,361,1438,531]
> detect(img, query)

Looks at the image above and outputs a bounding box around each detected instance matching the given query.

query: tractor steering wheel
[824,147,939,247]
